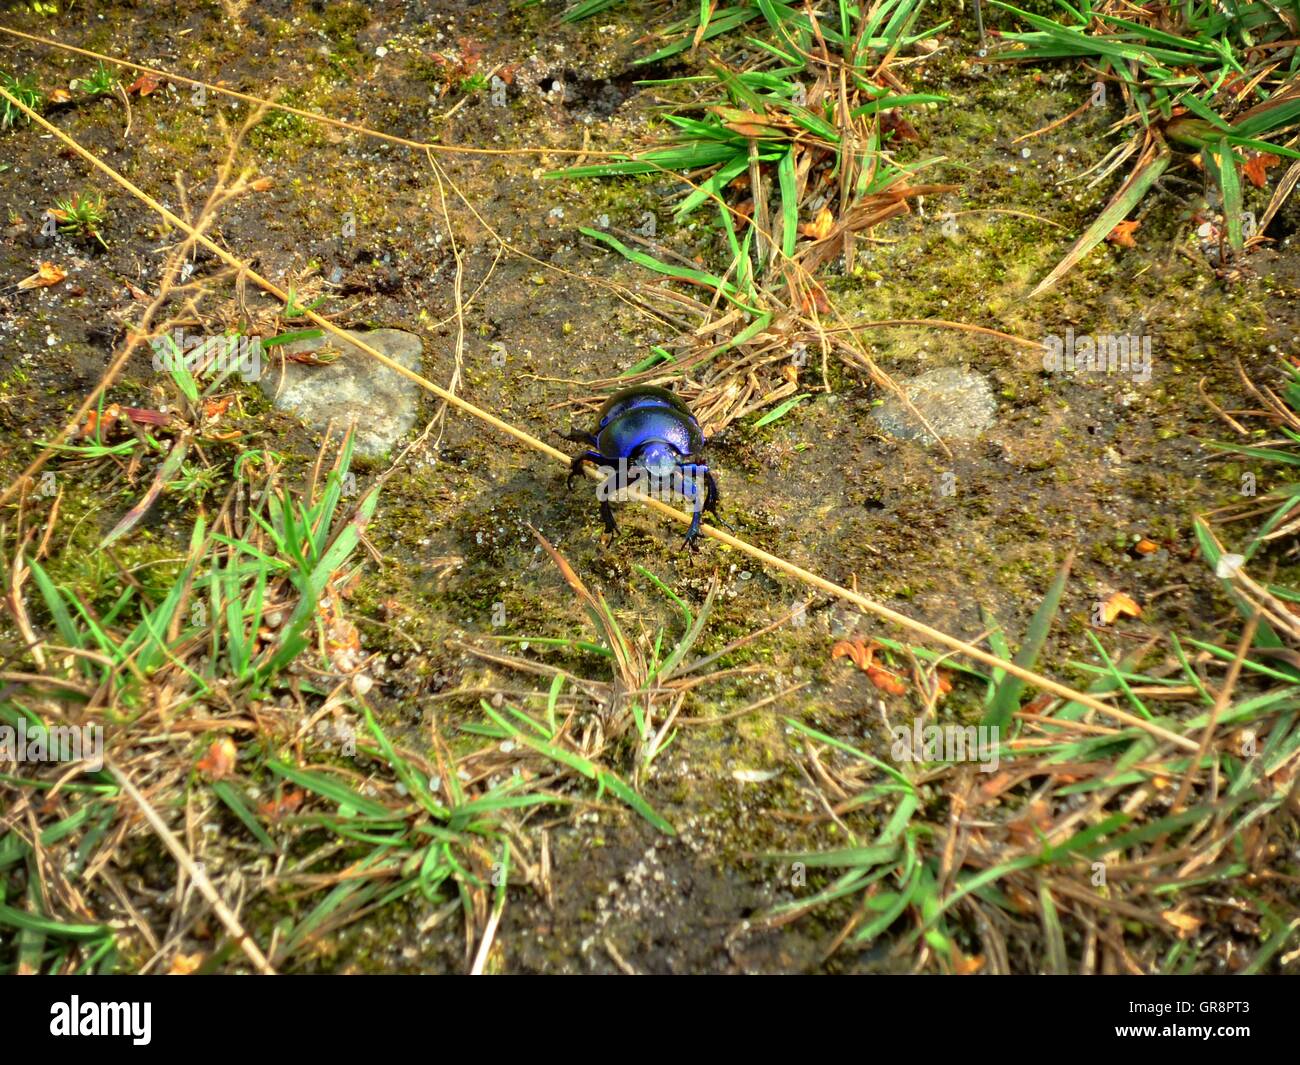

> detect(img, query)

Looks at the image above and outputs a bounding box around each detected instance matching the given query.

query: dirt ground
[1,0,1297,973]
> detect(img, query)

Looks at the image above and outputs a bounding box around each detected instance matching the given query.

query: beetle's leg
[599,498,618,535]
[560,429,598,446]
[679,464,734,531]
[595,464,627,535]
[701,468,720,512]
[568,450,605,488]
[674,470,704,552]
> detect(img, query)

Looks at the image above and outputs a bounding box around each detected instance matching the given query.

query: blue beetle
[563,385,723,550]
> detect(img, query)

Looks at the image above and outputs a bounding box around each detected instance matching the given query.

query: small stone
[257,328,423,457]
[871,367,997,444]
[1216,553,1245,579]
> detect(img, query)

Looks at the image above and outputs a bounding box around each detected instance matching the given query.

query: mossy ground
[1,0,1297,972]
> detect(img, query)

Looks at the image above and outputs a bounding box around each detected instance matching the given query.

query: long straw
[0,83,1199,752]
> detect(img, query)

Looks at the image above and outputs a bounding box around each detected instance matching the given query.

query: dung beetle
[563,384,724,551]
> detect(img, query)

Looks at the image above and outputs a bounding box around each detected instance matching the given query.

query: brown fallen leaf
[79,403,121,440]
[1162,909,1202,937]
[17,261,67,291]
[831,638,871,670]
[122,406,172,427]
[1020,692,1056,717]
[195,737,237,781]
[799,205,836,241]
[866,665,907,695]
[1100,591,1142,625]
[125,73,162,96]
[167,952,205,975]
[881,109,920,143]
[977,770,1017,803]
[831,638,908,694]
[1243,152,1280,189]
[1106,219,1141,248]
[202,396,234,419]
[1006,799,1053,846]
[725,118,783,138]
[258,789,304,820]
[800,288,831,315]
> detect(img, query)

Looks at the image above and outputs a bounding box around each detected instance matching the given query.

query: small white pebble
[1216,553,1245,579]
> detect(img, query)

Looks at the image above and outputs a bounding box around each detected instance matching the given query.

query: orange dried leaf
[79,403,120,440]
[1162,909,1202,937]
[1020,693,1055,716]
[1134,537,1159,555]
[978,771,1017,802]
[1106,220,1141,248]
[1007,799,1053,845]
[1100,591,1142,625]
[866,665,908,695]
[726,119,781,138]
[17,261,67,291]
[196,737,237,781]
[799,206,835,241]
[800,288,831,315]
[831,638,871,670]
[258,789,304,820]
[126,73,161,96]
[1243,152,1279,189]
[167,952,205,975]
[833,638,907,694]
[950,949,985,975]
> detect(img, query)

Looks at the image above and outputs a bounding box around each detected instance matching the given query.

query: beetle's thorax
[595,404,702,463]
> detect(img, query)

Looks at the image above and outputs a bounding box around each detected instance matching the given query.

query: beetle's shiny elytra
[563,385,722,551]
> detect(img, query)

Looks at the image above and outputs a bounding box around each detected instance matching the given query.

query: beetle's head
[633,440,681,481]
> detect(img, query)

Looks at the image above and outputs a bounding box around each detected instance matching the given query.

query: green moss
[319,1,369,49]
